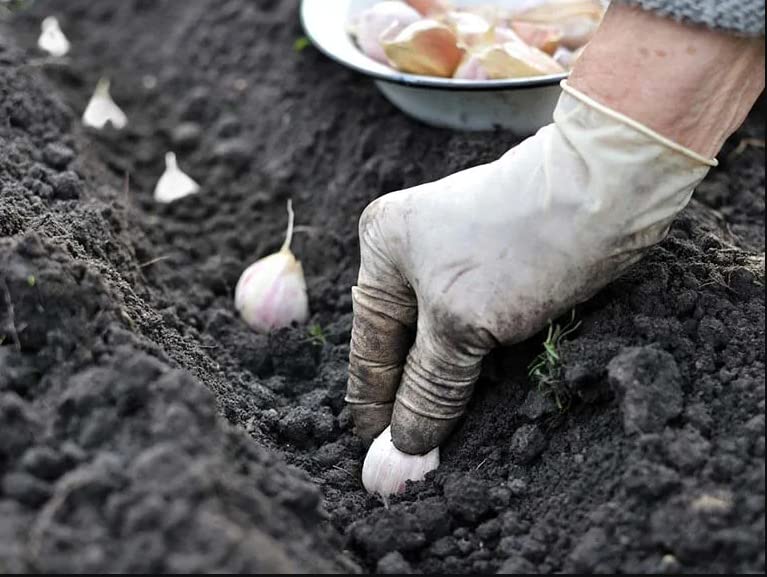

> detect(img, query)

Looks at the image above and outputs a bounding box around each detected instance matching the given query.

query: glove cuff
[560,80,719,168]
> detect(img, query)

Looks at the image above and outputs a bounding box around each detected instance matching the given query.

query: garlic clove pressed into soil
[153,152,200,204]
[362,425,440,498]
[234,200,310,334]
[82,78,128,130]
[37,16,70,58]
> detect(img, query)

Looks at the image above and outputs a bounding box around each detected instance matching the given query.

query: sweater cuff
[616,0,765,37]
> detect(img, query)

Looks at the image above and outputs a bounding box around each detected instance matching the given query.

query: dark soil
[1,0,764,573]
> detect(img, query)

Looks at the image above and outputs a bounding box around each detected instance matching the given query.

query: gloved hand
[346,81,715,455]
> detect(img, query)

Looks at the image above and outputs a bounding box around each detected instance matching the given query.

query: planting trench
[0,0,765,573]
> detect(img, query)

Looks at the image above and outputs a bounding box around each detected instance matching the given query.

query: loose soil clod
[1,0,764,574]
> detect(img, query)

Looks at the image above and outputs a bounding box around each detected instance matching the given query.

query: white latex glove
[346,82,716,455]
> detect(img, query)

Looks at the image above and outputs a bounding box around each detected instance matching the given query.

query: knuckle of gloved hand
[428,300,496,354]
[391,404,458,455]
[358,196,389,241]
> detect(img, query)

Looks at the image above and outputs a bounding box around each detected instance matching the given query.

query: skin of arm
[570,3,765,159]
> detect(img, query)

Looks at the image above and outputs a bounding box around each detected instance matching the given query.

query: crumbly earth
[1,0,764,573]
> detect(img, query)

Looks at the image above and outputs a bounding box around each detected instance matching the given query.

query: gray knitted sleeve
[617,0,765,36]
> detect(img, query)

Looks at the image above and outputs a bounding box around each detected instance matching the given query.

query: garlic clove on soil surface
[383,20,463,78]
[82,78,128,130]
[153,152,200,204]
[234,200,310,334]
[355,1,421,64]
[37,16,70,57]
[362,425,440,498]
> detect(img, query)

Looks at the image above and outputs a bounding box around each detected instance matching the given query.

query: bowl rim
[300,0,569,92]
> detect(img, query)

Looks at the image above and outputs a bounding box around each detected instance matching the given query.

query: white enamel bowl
[300,0,569,133]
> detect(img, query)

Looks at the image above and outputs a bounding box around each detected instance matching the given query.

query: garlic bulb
[355,1,421,64]
[153,152,200,204]
[37,16,70,58]
[383,20,463,78]
[82,78,128,130]
[234,200,310,333]
[362,425,440,497]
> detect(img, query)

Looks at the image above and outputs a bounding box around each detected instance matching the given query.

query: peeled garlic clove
[453,54,489,80]
[383,20,463,78]
[37,16,70,58]
[406,0,450,16]
[443,10,493,48]
[82,78,128,130]
[153,152,200,204]
[478,41,565,79]
[510,21,563,55]
[235,200,310,334]
[362,426,440,497]
[354,1,421,64]
[514,0,604,49]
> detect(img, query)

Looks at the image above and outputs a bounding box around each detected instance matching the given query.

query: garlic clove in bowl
[354,1,421,64]
[383,20,463,78]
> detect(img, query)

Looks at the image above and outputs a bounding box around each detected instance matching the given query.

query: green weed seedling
[527,310,581,411]
[307,323,326,346]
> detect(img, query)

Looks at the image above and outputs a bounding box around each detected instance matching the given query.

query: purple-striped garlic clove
[362,426,440,497]
[234,200,310,333]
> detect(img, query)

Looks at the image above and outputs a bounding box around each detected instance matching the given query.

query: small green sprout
[307,323,326,346]
[26,275,36,288]
[293,36,311,53]
[0,0,29,18]
[527,310,581,411]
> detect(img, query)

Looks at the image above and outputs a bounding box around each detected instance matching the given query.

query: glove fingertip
[348,401,393,443]
[390,402,458,455]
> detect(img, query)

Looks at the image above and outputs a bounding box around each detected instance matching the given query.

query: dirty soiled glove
[346,81,716,455]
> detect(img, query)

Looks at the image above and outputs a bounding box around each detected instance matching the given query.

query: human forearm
[569,3,765,159]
